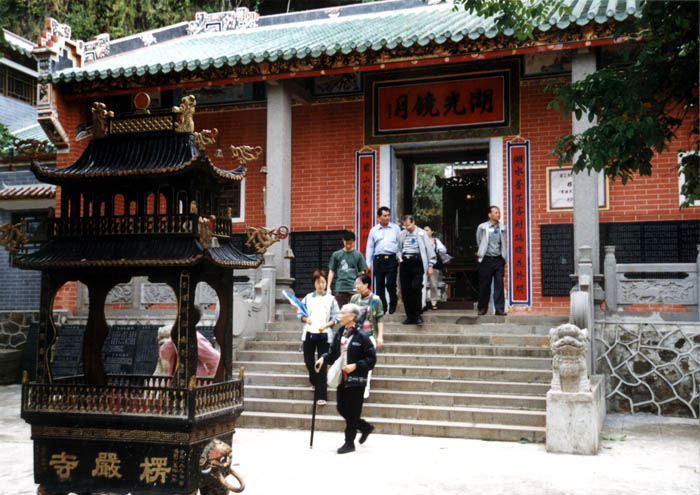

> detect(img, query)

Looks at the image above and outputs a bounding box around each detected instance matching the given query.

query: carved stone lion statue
[199,438,245,494]
[549,323,591,394]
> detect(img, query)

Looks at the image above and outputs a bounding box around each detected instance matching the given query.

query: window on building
[218,181,243,221]
[11,211,48,252]
[678,151,700,207]
[0,65,36,105]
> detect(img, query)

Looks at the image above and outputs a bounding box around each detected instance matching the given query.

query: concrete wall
[0,169,43,311]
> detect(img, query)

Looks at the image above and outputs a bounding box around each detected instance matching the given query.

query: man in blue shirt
[365,206,400,314]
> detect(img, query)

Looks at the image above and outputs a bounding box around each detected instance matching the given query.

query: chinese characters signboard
[356,150,376,255]
[36,439,189,491]
[547,167,608,211]
[507,141,531,306]
[365,60,520,144]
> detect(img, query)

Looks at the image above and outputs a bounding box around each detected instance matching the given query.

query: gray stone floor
[0,384,697,495]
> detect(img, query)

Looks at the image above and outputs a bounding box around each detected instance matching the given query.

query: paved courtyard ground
[0,384,697,495]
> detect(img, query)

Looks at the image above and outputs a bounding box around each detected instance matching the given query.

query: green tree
[457,0,699,207]
[413,164,444,232]
[0,123,14,158]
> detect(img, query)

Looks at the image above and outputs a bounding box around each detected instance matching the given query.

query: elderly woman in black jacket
[315,303,376,454]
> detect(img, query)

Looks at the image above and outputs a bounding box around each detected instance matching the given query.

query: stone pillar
[265,81,293,299]
[604,246,617,314]
[696,245,700,318]
[488,137,504,213]
[379,145,392,210]
[572,49,600,274]
[546,323,606,455]
[261,253,277,323]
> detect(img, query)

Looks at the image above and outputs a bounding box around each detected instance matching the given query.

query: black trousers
[373,254,398,313]
[399,256,424,321]
[478,255,505,312]
[336,385,372,445]
[303,333,329,401]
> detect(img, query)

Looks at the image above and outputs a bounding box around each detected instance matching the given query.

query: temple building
[7,0,700,315]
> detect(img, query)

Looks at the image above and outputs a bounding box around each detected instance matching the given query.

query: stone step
[244,397,546,427]
[245,369,550,400]
[235,350,552,369]
[256,330,550,346]
[242,340,551,358]
[244,382,547,409]
[237,362,552,383]
[237,411,546,443]
[275,311,567,327]
[266,321,554,335]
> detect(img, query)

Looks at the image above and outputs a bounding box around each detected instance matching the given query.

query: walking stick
[309,382,318,448]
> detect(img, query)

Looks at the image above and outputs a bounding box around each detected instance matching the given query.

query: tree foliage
[458,0,700,208]
[413,164,445,232]
[0,0,263,41]
[548,1,699,207]
[456,0,569,41]
[0,123,13,157]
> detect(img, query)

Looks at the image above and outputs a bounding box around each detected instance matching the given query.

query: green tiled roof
[2,29,35,59]
[7,124,56,154]
[46,0,643,84]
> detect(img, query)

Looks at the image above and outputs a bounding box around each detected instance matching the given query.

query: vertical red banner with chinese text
[356,151,376,256]
[506,141,531,306]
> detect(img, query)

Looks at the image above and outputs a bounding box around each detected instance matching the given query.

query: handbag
[327,335,353,388]
[433,251,445,270]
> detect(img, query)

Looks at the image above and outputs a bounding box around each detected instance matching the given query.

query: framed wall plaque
[364,59,520,144]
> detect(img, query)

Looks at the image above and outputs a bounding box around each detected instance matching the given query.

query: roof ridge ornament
[173,96,196,133]
[230,145,263,165]
[9,138,51,158]
[0,220,28,253]
[187,8,260,36]
[244,225,289,254]
[91,102,113,139]
[194,128,219,150]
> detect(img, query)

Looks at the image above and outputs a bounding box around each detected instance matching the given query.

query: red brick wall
[51,89,90,312]
[291,100,369,231]
[53,282,77,313]
[193,108,267,232]
[507,79,699,314]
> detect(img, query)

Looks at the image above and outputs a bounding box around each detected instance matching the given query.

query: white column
[379,144,392,210]
[489,137,504,211]
[265,82,292,280]
[572,49,600,274]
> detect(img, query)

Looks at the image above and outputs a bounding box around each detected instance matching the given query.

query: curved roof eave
[40,1,644,85]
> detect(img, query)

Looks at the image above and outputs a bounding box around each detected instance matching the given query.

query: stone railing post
[571,245,594,374]
[261,252,276,324]
[546,323,606,455]
[604,246,617,314]
[696,244,700,317]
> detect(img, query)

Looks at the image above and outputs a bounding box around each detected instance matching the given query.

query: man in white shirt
[476,206,508,316]
[365,206,400,314]
[397,215,436,324]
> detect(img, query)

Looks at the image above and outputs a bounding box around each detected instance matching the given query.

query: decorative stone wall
[595,322,700,418]
[0,311,38,349]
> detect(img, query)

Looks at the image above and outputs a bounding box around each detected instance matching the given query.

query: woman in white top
[297,269,340,405]
[423,226,451,310]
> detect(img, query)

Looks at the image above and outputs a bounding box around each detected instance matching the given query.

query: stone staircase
[234,310,565,442]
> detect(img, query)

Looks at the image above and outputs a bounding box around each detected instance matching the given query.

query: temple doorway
[399,146,490,308]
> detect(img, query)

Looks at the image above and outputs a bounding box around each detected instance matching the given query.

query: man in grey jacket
[398,215,436,324]
[476,206,507,316]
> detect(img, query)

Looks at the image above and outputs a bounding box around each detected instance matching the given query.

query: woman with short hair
[316,303,376,454]
[297,269,339,406]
